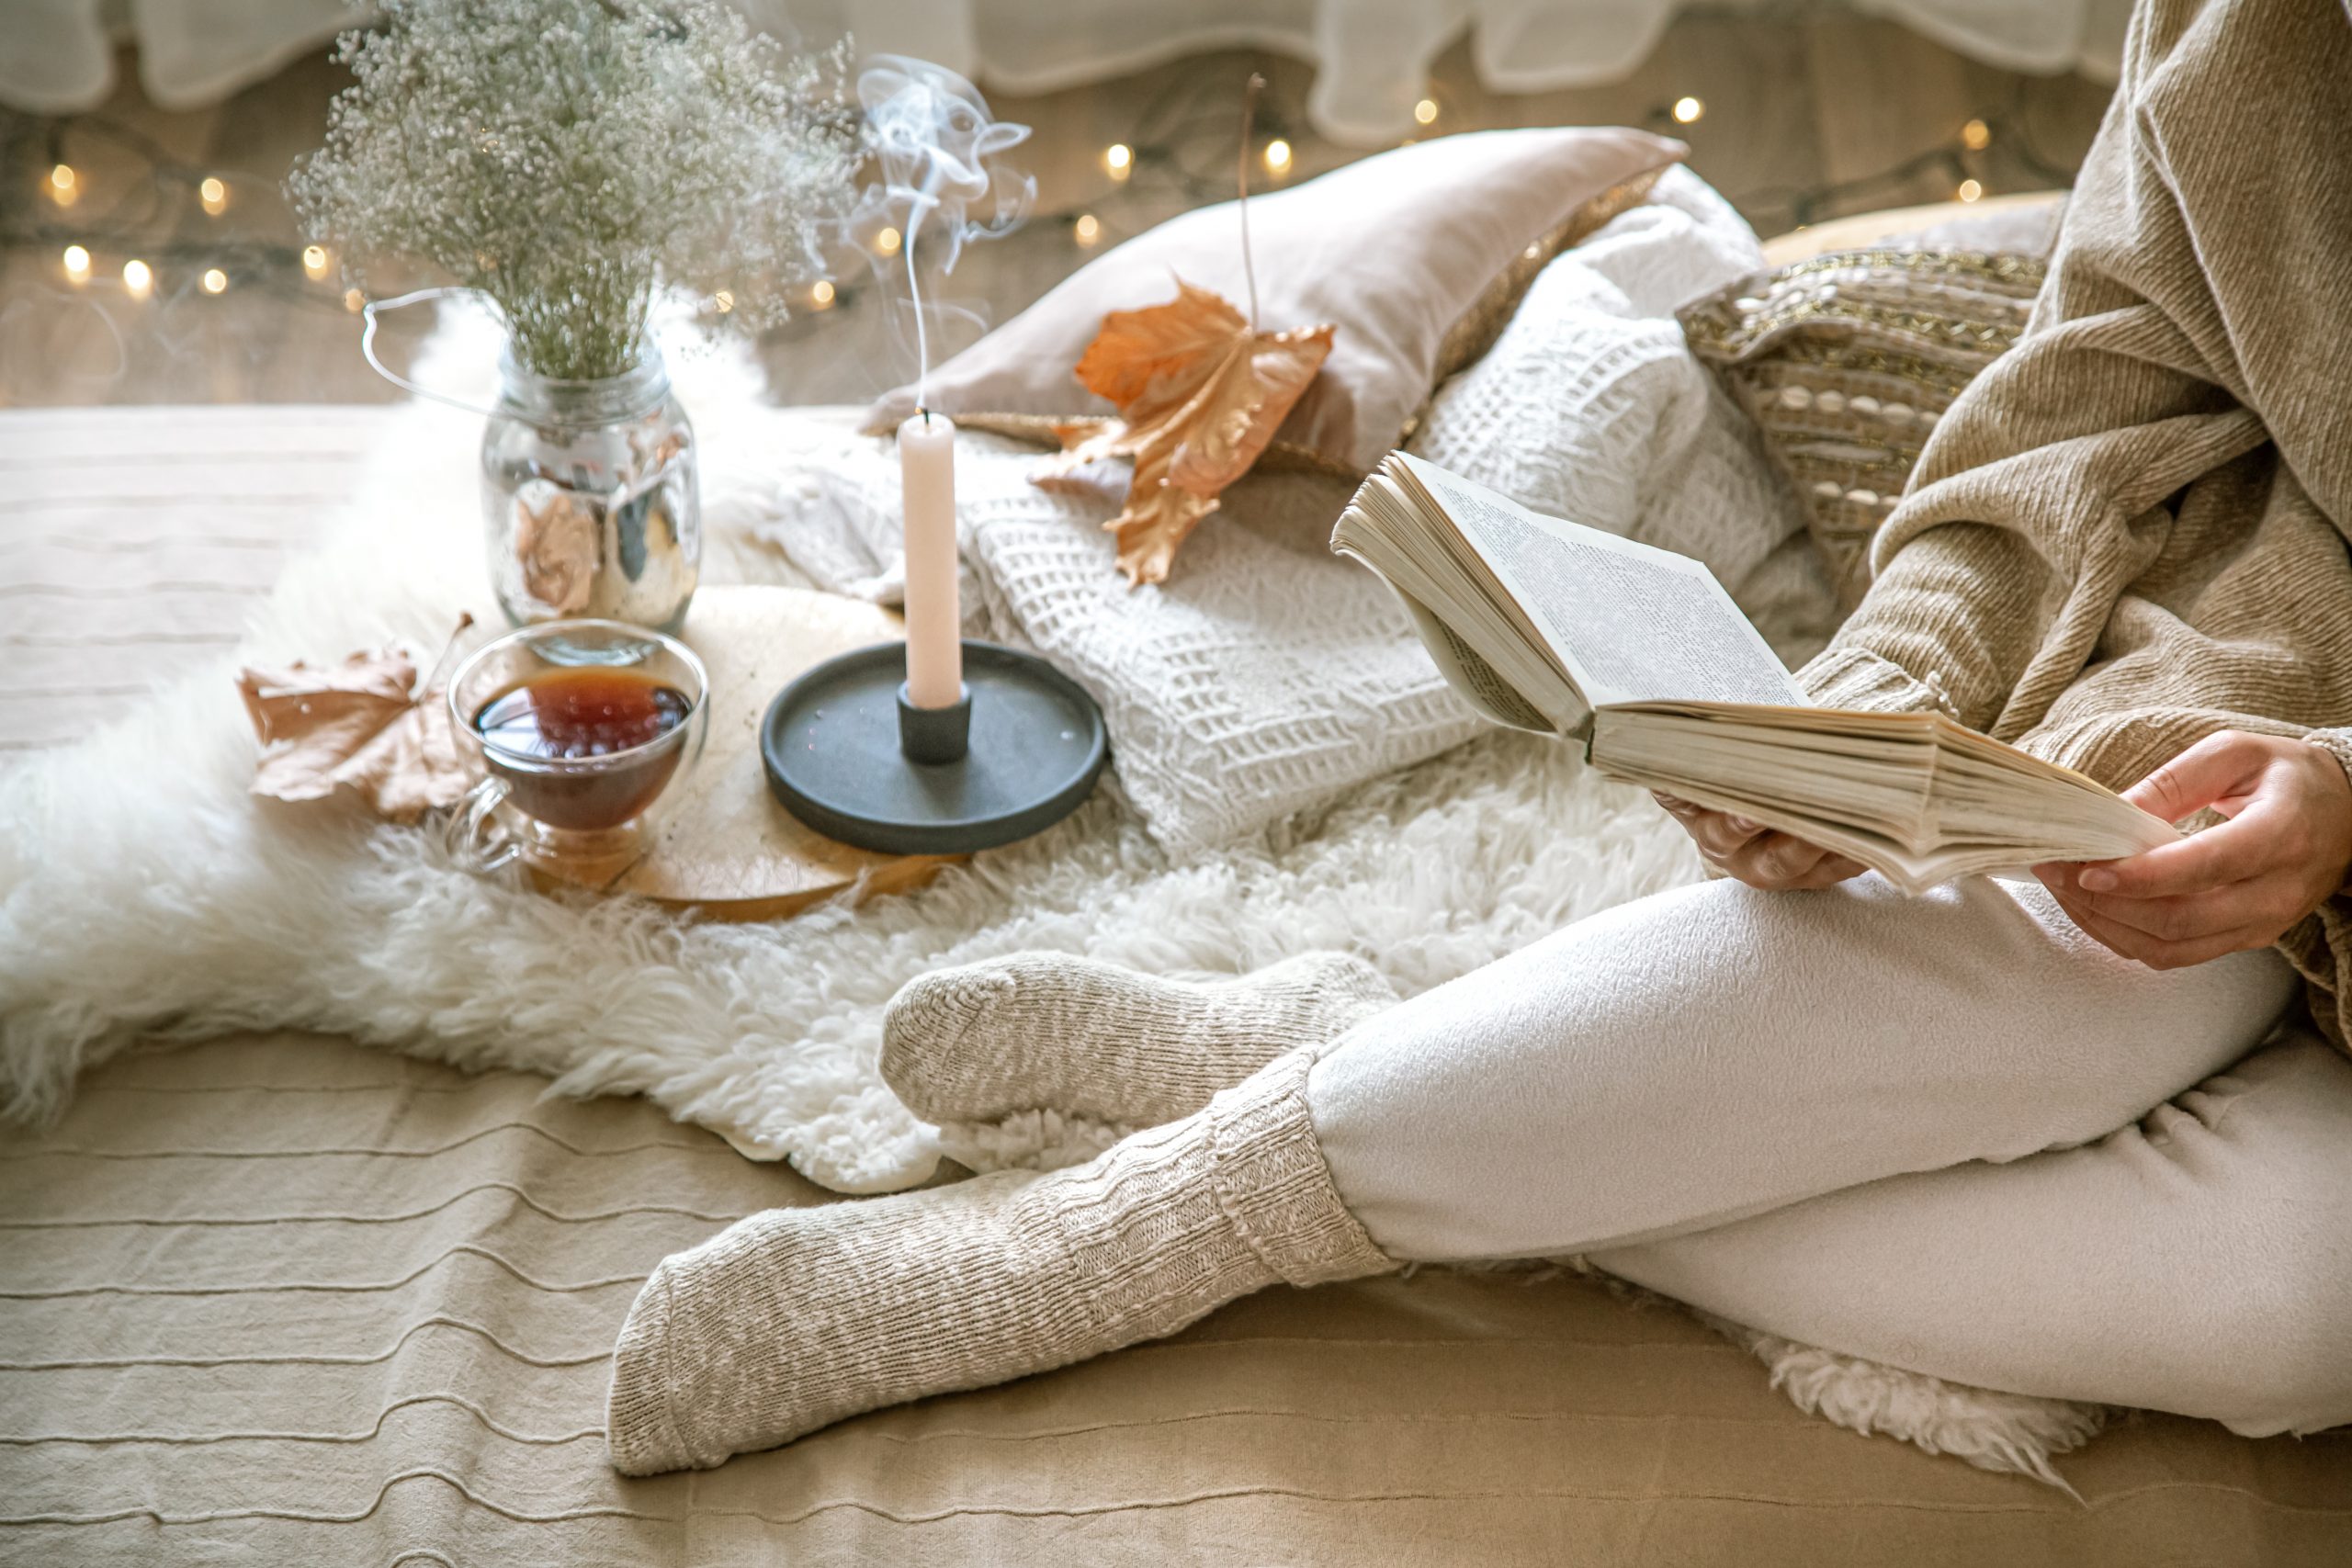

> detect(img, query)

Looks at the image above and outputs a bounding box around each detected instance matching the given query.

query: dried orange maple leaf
[236,617,477,823]
[1035,278,1332,585]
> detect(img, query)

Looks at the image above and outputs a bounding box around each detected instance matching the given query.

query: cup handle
[677,694,711,790]
[446,777,520,874]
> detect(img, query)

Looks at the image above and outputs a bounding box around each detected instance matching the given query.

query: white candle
[899,411,962,708]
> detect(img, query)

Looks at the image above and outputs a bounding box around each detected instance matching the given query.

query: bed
[6,1031,2346,1565]
[5,283,2349,1563]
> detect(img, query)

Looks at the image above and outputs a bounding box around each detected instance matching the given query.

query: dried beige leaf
[236,616,478,823]
[1035,278,1333,585]
[515,489,598,615]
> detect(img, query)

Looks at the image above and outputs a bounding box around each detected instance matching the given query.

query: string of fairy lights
[0,110,366,315]
[1,64,2080,322]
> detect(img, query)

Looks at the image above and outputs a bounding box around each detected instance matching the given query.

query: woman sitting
[603,0,2352,1474]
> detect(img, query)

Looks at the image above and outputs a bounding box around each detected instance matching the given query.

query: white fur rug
[0,342,1715,1195]
[0,300,2108,1483]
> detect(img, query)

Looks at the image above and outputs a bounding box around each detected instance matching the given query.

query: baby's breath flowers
[289,0,859,381]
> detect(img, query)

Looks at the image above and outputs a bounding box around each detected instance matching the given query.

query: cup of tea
[445,619,709,876]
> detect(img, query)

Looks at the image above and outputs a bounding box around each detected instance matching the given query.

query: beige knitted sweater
[1795,0,2352,1050]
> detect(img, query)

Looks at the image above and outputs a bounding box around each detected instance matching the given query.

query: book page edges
[1600,702,2165,807]
[1337,548,1582,737]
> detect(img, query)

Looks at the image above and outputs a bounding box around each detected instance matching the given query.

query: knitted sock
[605,1049,1395,1474]
[879,951,1396,1127]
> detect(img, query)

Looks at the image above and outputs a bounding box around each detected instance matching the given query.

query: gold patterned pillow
[1679,248,2047,607]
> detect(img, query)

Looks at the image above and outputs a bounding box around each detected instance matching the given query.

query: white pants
[1306,874,2352,1437]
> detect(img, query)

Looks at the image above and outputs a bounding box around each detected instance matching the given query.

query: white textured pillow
[1408,167,1808,604]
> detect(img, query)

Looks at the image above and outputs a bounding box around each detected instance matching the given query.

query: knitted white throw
[0,174,2100,1480]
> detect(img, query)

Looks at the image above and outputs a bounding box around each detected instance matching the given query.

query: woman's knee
[2166,1251,2352,1437]
[2112,1038,2352,1435]
[2189,1101,2352,1433]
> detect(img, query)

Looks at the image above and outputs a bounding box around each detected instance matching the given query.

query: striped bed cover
[2,406,2347,1565]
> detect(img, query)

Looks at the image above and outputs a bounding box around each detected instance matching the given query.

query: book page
[1385,582,1563,733]
[1396,454,1804,708]
[1333,470,1590,735]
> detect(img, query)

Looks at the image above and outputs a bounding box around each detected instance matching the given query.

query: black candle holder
[761,639,1108,855]
[894,680,972,764]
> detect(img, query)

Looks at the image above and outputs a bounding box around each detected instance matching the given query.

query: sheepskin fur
[0,308,2108,1483]
[0,318,1722,1192]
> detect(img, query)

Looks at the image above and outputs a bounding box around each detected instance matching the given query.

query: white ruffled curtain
[838,0,2130,143]
[4,0,363,113]
[4,0,2129,141]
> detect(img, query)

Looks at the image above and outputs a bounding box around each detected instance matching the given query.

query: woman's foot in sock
[879,950,1397,1127]
[605,1049,1395,1473]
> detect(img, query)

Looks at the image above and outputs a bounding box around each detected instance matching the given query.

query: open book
[1331,453,2175,895]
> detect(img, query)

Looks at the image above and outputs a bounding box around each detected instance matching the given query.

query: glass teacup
[446,619,708,876]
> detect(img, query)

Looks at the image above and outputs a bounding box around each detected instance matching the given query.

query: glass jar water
[481,346,699,634]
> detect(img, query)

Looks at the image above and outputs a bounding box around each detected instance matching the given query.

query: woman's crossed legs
[606,872,2352,1472]
[1306,873,2352,1435]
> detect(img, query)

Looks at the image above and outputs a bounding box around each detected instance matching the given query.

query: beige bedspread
[7,397,2350,1566]
[4,1032,2347,1566]
[1,404,388,755]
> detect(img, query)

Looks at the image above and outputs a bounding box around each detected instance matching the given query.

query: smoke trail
[854,56,1033,409]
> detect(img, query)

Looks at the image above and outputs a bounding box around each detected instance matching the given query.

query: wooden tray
[527,585,958,919]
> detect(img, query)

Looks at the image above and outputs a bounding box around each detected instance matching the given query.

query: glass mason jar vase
[481,346,699,634]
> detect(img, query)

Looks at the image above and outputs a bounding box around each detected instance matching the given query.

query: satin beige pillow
[863,126,1686,474]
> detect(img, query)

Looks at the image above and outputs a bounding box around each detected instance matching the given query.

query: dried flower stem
[1238,73,1263,332]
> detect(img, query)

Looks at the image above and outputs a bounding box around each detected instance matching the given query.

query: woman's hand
[2035,730,2352,970]
[1654,794,1867,891]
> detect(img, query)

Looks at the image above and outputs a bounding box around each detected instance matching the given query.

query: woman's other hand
[1655,794,1867,891]
[2036,730,2352,970]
